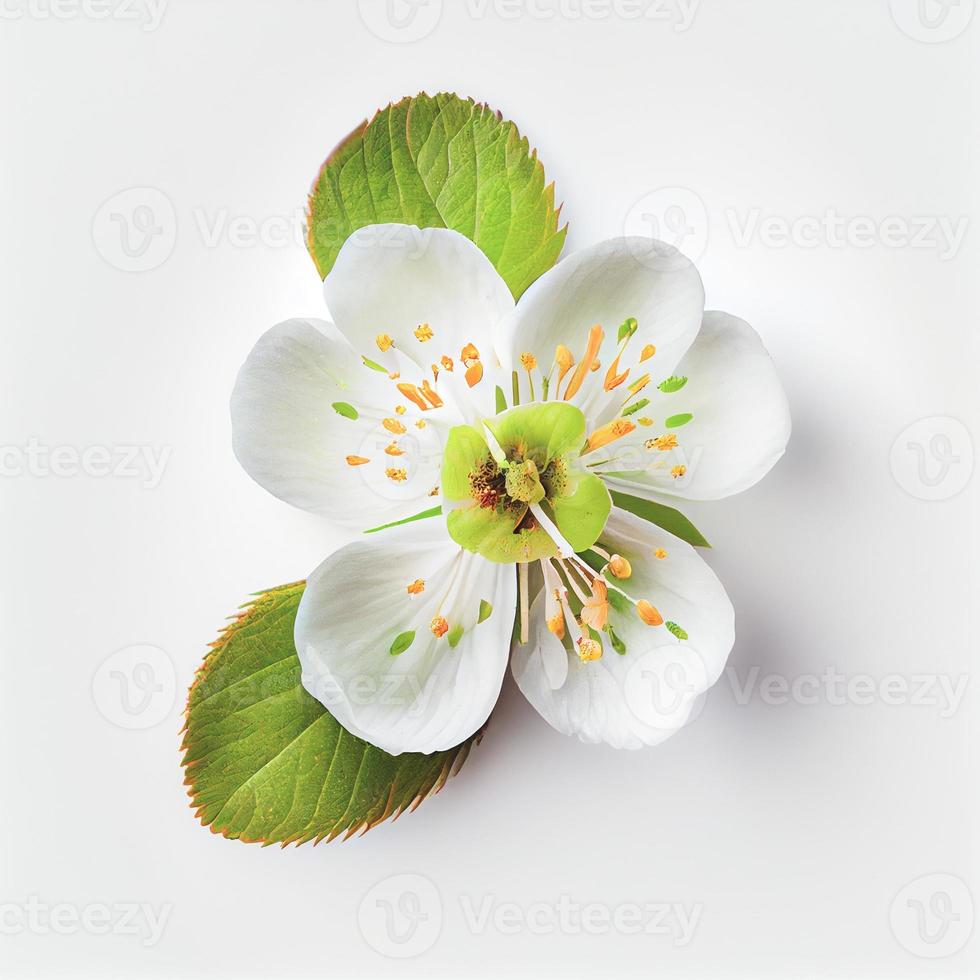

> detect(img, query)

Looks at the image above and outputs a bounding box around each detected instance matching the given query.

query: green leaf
[665,413,693,428]
[666,621,689,641]
[658,376,688,394]
[331,401,359,421]
[609,490,711,548]
[181,584,481,846]
[363,506,441,535]
[307,92,566,299]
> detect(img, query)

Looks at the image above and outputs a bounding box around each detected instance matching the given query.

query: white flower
[231,224,791,754]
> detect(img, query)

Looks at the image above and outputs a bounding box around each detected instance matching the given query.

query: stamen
[640,344,656,362]
[671,465,687,479]
[585,418,636,452]
[383,417,407,435]
[645,434,678,451]
[421,380,443,408]
[397,383,429,412]
[414,322,433,342]
[384,442,405,456]
[545,586,565,639]
[385,467,408,482]
[465,362,484,387]
[636,600,664,626]
[375,334,394,352]
[577,637,602,662]
[604,354,630,391]
[407,579,425,595]
[563,324,604,401]
[637,417,654,427]
[441,355,454,372]
[518,562,530,645]
[430,615,449,637]
[555,345,575,386]
[608,554,632,579]
[520,352,537,372]
[654,548,668,560]
[580,579,609,631]
[395,405,407,415]
[346,455,369,466]
[415,419,427,429]
[628,374,650,395]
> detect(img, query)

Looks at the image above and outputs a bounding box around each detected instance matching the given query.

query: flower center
[440,402,612,564]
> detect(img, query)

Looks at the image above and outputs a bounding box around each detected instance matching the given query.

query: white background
[2,0,978,977]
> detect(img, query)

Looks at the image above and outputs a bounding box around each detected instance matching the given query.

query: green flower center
[440,403,611,564]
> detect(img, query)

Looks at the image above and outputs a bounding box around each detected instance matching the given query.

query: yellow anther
[577,637,603,662]
[654,548,668,560]
[636,600,664,627]
[587,418,636,452]
[465,361,484,387]
[431,363,439,381]
[385,467,408,482]
[384,442,404,456]
[564,324,604,400]
[375,333,393,352]
[461,342,480,365]
[637,417,654,427]
[441,355,454,372]
[428,484,439,495]
[653,434,678,451]
[555,344,575,384]
[416,419,427,429]
[640,344,656,362]
[430,615,449,638]
[421,379,443,408]
[546,611,566,640]
[407,579,425,595]
[395,404,407,415]
[345,455,369,466]
[580,580,609,631]
[608,554,632,579]
[671,465,687,479]
[414,322,433,342]
[388,371,400,380]
[590,359,601,372]
[604,354,630,391]
[383,418,407,435]
[397,383,429,411]
[520,352,537,372]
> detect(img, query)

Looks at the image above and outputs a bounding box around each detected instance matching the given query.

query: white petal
[512,508,734,749]
[231,318,448,528]
[598,311,791,501]
[323,223,513,419]
[498,237,704,418]
[295,519,517,755]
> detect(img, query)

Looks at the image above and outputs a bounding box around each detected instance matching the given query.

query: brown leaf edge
[180,582,483,847]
